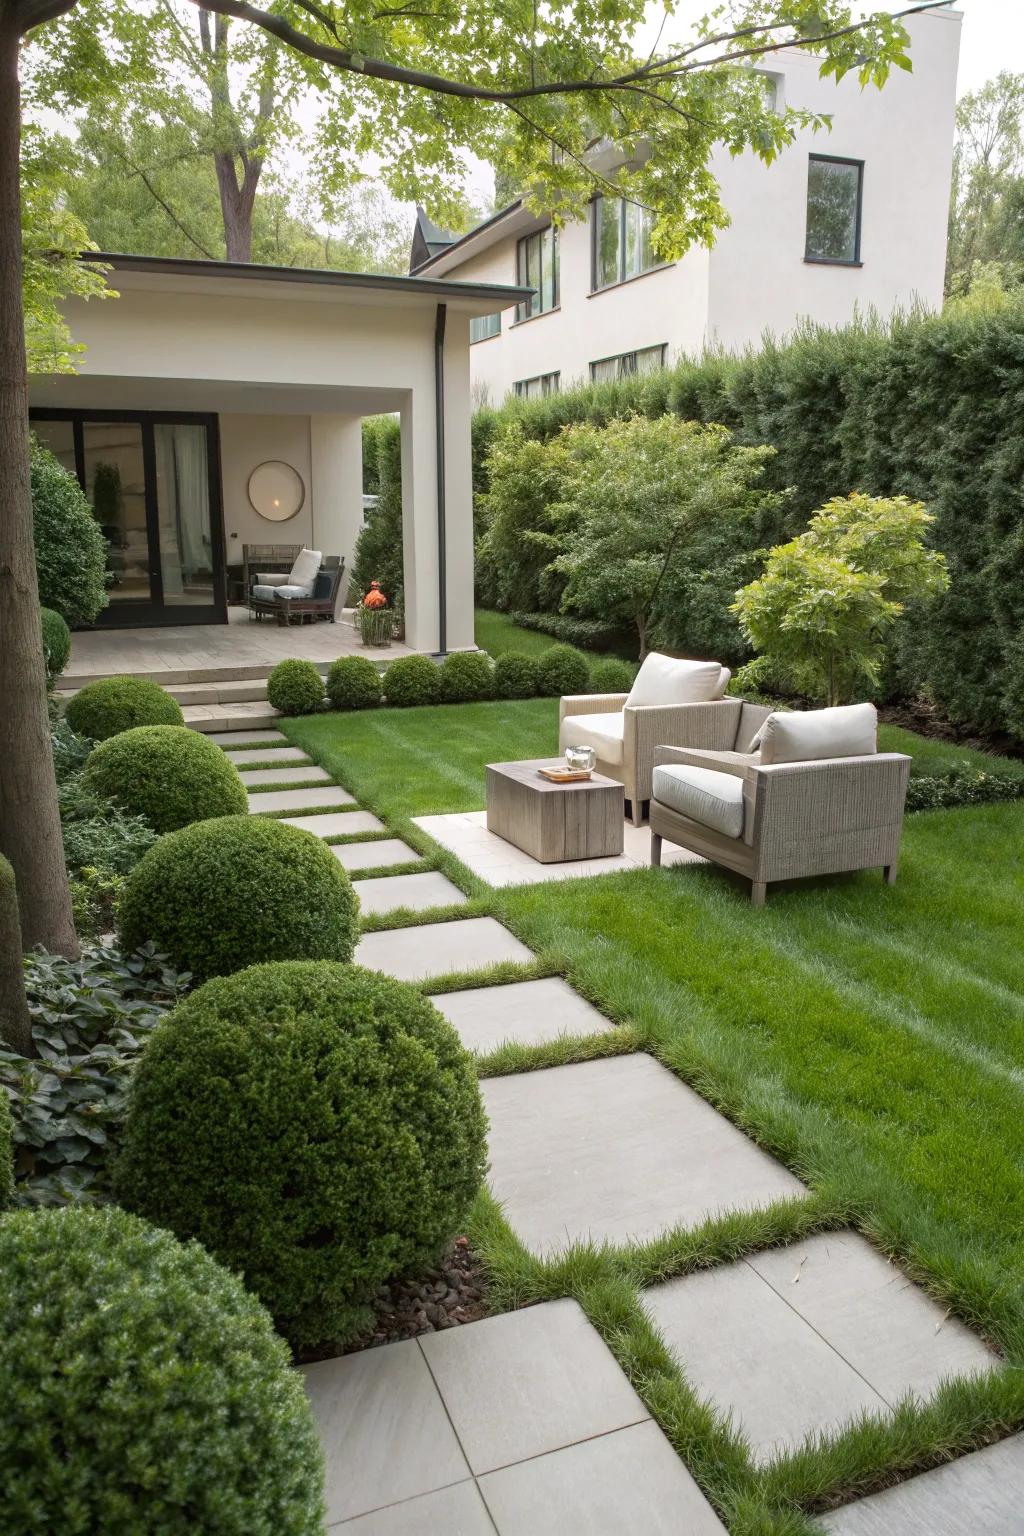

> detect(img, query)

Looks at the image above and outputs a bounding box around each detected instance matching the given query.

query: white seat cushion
[652,764,745,839]
[287,547,322,598]
[252,583,309,600]
[626,653,724,708]
[560,712,625,767]
[758,703,877,765]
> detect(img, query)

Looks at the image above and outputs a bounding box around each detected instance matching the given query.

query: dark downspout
[434,302,447,657]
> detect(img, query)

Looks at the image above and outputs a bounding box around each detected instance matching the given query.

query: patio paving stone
[247,785,356,814]
[223,746,312,766]
[302,1340,468,1526]
[482,1053,806,1256]
[432,976,613,1053]
[356,917,533,983]
[238,765,331,787]
[418,1299,648,1474]
[285,810,384,838]
[340,1482,495,1534]
[478,1420,728,1536]
[821,1433,1024,1535]
[333,837,422,870]
[207,728,287,746]
[353,870,467,915]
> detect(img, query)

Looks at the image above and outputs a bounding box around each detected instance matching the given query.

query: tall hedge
[31,437,108,626]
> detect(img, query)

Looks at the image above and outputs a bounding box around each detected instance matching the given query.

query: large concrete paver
[821,1433,1024,1535]
[223,746,312,766]
[248,785,356,814]
[239,765,331,787]
[333,838,422,871]
[356,918,533,984]
[354,871,467,916]
[208,728,287,747]
[483,1054,805,1257]
[286,810,384,838]
[432,976,613,1053]
[341,1482,495,1534]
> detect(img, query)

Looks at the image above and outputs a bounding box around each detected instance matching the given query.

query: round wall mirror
[247,460,305,522]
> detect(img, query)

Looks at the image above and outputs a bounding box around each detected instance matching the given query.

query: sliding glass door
[30,410,226,626]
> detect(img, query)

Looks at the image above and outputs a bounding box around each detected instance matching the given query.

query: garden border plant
[65,676,184,741]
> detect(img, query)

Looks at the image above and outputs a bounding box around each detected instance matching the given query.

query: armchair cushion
[251,582,311,601]
[560,711,625,766]
[252,571,291,588]
[758,703,877,765]
[652,763,745,839]
[287,547,322,597]
[625,653,724,708]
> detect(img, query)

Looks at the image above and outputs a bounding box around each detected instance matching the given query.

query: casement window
[514,371,560,400]
[589,344,667,383]
[805,155,864,265]
[470,312,501,344]
[515,227,559,321]
[592,197,659,290]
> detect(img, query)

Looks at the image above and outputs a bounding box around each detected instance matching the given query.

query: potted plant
[358,581,392,647]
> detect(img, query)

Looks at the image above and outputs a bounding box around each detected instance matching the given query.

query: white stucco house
[410,7,961,405]
[30,257,529,647]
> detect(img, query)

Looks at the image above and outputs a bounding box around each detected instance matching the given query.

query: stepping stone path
[203,726,1003,1531]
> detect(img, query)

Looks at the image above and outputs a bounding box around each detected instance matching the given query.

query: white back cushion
[288,547,322,596]
[626,653,723,708]
[713,667,731,700]
[758,703,878,765]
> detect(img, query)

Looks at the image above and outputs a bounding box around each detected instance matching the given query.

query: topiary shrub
[84,725,247,834]
[31,437,108,625]
[267,659,325,717]
[116,961,488,1349]
[40,607,70,686]
[438,651,494,703]
[65,676,184,741]
[119,815,360,983]
[493,651,540,700]
[590,658,636,694]
[326,655,383,711]
[0,1205,324,1533]
[535,643,591,697]
[383,654,441,707]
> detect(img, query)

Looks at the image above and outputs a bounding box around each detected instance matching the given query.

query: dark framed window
[514,371,560,401]
[805,155,863,265]
[591,197,659,290]
[515,227,558,321]
[470,312,501,344]
[589,344,667,383]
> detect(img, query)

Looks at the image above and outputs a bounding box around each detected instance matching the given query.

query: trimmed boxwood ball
[383,653,441,707]
[84,725,247,834]
[327,654,383,710]
[40,607,71,686]
[590,658,636,694]
[0,1205,324,1534]
[65,675,184,741]
[116,961,488,1348]
[535,643,591,697]
[119,815,360,982]
[493,651,539,700]
[438,651,494,703]
[267,658,325,717]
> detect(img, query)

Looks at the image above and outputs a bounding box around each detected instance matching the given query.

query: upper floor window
[470,312,501,344]
[805,155,863,265]
[592,197,659,290]
[590,343,666,383]
[515,227,558,321]
[514,371,560,400]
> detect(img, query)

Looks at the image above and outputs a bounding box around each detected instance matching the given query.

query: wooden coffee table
[485,759,625,864]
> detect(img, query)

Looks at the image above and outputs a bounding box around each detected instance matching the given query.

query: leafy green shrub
[353,416,404,608]
[383,654,441,707]
[50,715,93,781]
[493,651,540,700]
[65,676,184,740]
[905,764,1024,812]
[327,654,383,710]
[589,658,636,693]
[84,725,246,834]
[508,610,636,655]
[70,866,126,938]
[266,659,324,717]
[438,651,494,703]
[119,815,360,983]
[31,437,108,625]
[40,607,70,685]
[0,1091,12,1209]
[0,1205,325,1533]
[116,960,488,1348]
[535,643,590,697]
[61,797,158,877]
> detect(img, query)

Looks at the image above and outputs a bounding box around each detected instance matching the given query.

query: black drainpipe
[434,302,447,657]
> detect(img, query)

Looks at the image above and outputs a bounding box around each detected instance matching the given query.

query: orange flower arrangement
[362,580,388,610]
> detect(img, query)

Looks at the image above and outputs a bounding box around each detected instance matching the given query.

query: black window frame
[589,343,667,383]
[513,371,560,400]
[804,153,864,267]
[590,196,662,292]
[514,226,559,323]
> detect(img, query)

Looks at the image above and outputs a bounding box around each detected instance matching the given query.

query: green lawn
[474,608,564,659]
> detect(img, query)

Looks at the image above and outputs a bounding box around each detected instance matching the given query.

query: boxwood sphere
[267,659,325,717]
[40,607,71,685]
[535,643,591,697]
[493,652,539,700]
[116,961,488,1349]
[326,655,383,710]
[84,725,247,834]
[383,654,441,707]
[65,676,184,741]
[119,815,360,982]
[590,658,636,694]
[438,651,494,704]
[0,1205,325,1535]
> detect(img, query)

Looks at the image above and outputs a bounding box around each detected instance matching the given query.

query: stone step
[183,702,281,733]
[58,661,333,691]
[238,765,332,789]
[355,917,534,985]
[166,679,272,705]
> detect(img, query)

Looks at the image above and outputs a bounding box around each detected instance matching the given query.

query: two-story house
[410,6,961,405]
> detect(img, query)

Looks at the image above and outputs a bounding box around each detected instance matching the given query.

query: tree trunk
[0,10,78,998]
[214,150,257,262]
